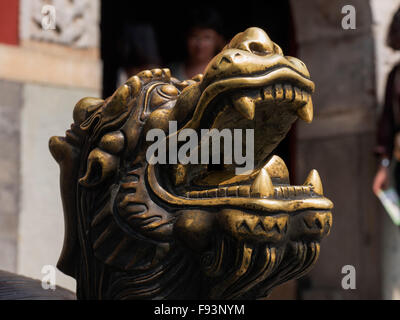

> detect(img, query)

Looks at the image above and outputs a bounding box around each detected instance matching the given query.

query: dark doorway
[100,1,295,96]
[100,0,298,298]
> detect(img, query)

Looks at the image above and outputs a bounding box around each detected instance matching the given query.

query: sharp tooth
[303,169,323,195]
[207,189,218,197]
[250,168,274,198]
[284,84,293,101]
[232,96,255,120]
[238,185,250,197]
[218,187,226,197]
[294,186,303,196]
[263,86,274,101]
[293,87,304,107]
[297,95,313,123]
[275,84,284,101]
[263,155,289,184]
[294,87,302,99]
[227,186,239,197]
[247,219,259,232]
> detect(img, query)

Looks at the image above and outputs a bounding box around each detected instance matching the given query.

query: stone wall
[18,84,98,292]
[0,0,101,292]
[0,80,22,273]
[20,0,99,48]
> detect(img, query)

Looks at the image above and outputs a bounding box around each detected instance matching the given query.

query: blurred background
[0,0,399,299]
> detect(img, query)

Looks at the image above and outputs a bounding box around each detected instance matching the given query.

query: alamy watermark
[41,264,56,290]
[41,5,56,30]
[146,121,254,175]
[342,5,356,30]
[341,265,356,290]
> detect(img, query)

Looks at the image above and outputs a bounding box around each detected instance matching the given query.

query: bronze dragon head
[49,27,333,299]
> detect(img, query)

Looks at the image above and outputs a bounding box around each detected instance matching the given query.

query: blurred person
[169,8,225,80]
[118,23,161,84]
[373,7,400,196]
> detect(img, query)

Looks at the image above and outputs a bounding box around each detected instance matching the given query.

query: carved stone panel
[20,0,100,48]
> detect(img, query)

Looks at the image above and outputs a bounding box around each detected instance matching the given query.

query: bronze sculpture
[49,27,333,299]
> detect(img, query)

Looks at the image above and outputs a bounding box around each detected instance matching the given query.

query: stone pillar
[290,0,381,299]
[0,0,101,291]
[0,0,22,277]
[0,80,22,273]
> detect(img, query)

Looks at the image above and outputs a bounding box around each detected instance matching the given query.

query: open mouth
[147,66,333,215]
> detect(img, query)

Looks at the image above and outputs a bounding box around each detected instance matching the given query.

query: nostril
[249,42,270,56]
[219,56,232,66]
[315,218,323,230]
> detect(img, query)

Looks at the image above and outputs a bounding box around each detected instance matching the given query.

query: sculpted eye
[146,84,180,114]
[159,84,179,98]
